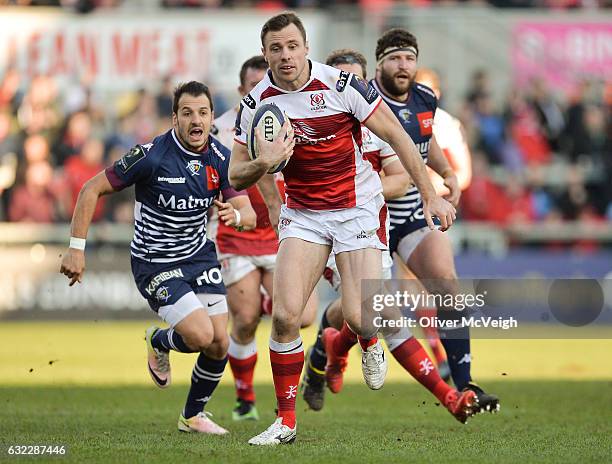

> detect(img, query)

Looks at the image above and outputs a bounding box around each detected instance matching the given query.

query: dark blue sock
[151,328,195,353]
[308,306,331,373]
[438,326,472,390]
[183,353,228,418]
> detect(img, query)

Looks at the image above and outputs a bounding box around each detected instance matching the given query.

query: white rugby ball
[247,103,289,174]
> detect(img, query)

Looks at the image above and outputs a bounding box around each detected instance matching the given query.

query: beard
[379,70,414,98]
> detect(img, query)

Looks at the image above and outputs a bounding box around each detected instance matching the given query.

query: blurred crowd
[0,65,610,243]
[459,71,612,229]
[2,0,611,10]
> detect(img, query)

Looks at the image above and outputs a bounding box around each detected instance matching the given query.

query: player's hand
[443,173,461,207]
[423,195,456,232]
[255,120,295,168]
[214,200,240,228]
[60,248,85,286]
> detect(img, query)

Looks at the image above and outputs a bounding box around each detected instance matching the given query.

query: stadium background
[0,1,610,462]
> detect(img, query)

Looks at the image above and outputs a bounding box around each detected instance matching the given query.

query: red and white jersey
[235,60,383,210]
[212,106,239,149]
[214,106,282,256]
[360,126,398,174]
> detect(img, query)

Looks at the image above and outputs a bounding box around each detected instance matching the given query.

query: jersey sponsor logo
[186,159,203,176]
[310,92,326,111]
[242,93,256,110]
[157,176,186,184]
[196,267,223,286]
[157,193,215,210]
[146,268,184,296]
[206,165,220,190]
[415,140,431,156]
[117,145,146,173]
[417,111,434,136]
[336,70,350,92]
[350,76,379,104]
[235,105,244,136]
[210,142,226,161]
[291,120,336,145]
[278,218,292,231]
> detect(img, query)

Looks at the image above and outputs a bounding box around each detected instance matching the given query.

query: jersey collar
[171,129,209,157]
[371,79,412,107]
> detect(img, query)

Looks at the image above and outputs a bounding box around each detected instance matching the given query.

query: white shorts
[218,253,276,286]
[324,249,393,292]
[278,193,389,255]
[396,226,432,263]
[158,293,228,328]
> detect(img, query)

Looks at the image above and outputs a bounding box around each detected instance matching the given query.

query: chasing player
[370,28,498,412]
[301,49,478,425]
[213,55,317,421]
[229,12,456,445]
[60,81,256,434]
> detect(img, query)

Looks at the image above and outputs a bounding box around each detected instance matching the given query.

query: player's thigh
[174,306,215,351]
[407,230,457,280]
[274,237,330,319]
[227,269,263,326]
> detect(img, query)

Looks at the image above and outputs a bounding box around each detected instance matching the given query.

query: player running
[60,81,256,435]
[213,55,317,421]
[301,49,478,425]
[371,28,499,412]
[229,13,456,445]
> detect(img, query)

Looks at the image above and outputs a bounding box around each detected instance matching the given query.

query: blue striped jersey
[371,80,437,230]
[105,130,234,263]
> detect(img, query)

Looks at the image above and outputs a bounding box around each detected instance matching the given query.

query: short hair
[375,28,419,62]
[239,55,268,87]
[172,81,213,114]
[326,49,368,79]
[260,12,306,47]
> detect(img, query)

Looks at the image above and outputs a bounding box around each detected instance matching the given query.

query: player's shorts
[218,253,276,286]
[389,198,439,259]
[278,193,388,255]
[131,242,227,327]
[324,249,393,292]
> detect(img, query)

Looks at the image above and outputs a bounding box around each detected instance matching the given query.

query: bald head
[415,68,441,100]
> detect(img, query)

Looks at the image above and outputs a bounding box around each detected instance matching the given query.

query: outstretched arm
[60,171,116,285]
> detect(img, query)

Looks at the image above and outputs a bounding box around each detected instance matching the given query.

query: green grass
[1,321,611,463]
[1,381,611,463]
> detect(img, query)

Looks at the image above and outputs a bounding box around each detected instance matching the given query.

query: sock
[438,326,472,390]
[415,307,447,364]
[227,337,257,403]
[183,353,228,419]
[332,322,358,357]
[308,306,331,374]
[390,337,454,405]
[151,328,195,353]
[357,335,378,351]
[270,337,304,428]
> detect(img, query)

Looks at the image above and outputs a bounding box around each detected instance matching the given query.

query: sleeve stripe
[360,97,383,124]
[104,166,126,191]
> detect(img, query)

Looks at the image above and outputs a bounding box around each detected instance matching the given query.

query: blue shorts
[131,241,226,313]
[389,200,440,256]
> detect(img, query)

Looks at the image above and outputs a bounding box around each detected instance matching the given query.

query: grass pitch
[0,321,611,463]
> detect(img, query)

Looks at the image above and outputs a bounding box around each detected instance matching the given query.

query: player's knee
[184,329,214,352]
[233,313,260,341]
[207,332,229,359]
[272,310,300,336]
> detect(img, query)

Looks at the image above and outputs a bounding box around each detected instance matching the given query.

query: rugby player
[60,81,256,434]
[213,55,317,421]
[370,28,498,412]
[229,13,456,445]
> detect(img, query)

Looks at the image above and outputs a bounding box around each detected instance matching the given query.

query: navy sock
[308,306,331,373]
[151,328,195,353]
[438,326,472,390]
[183,353,228,419]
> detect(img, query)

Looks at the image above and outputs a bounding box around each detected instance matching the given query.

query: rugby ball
[247,103,289,174]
